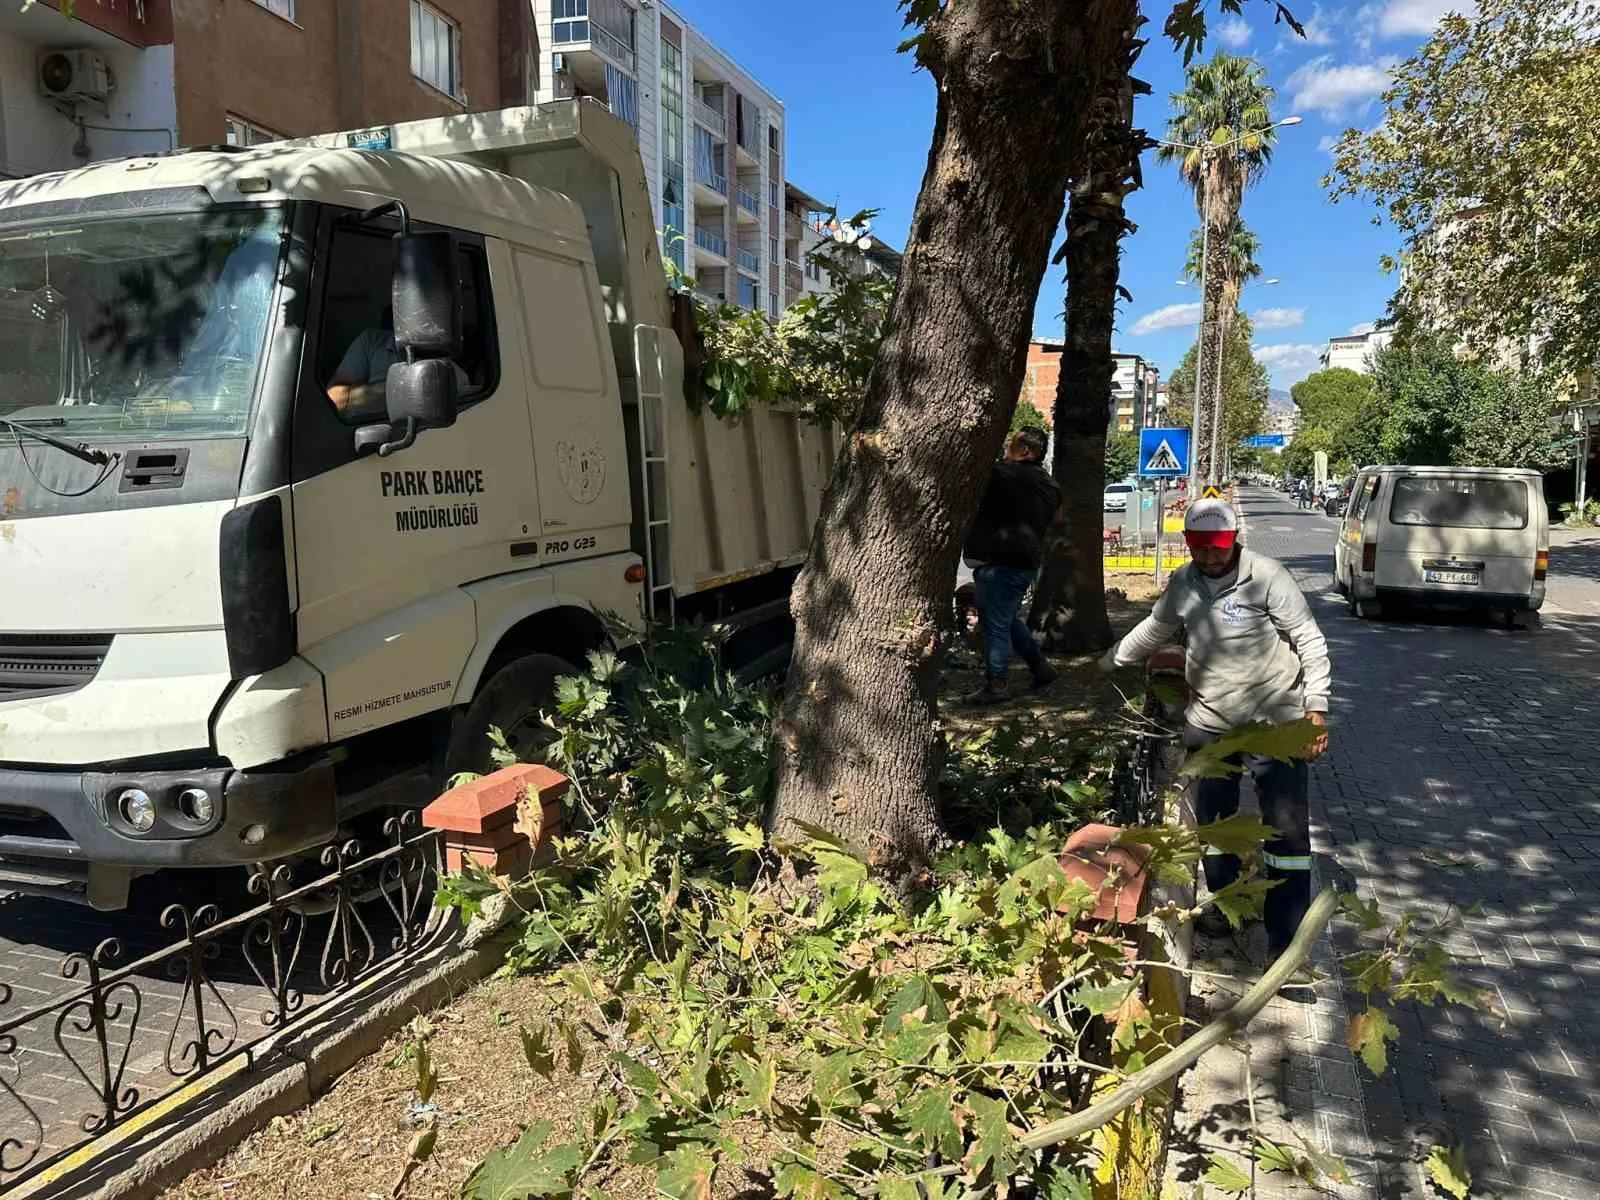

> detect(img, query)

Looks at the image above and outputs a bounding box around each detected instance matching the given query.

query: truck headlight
[118,788,155,833]
[177,787,215,824]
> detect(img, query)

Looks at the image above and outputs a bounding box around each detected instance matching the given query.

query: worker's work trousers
[1183,723,1313,958]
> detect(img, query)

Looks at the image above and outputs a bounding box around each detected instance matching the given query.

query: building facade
[1320,328,1393,375]
[0,0,538,178]
[530,0,786,316]
[1020,342,1158,433]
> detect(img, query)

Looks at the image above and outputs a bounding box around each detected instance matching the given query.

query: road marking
[1272,525,1296,533]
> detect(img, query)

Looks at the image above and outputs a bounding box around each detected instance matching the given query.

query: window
[226,115,282,147]
[553,0,589,43]
[1389,475,1529,530]
[410,0,462,99]
[768,125,779,151]
[769,180,779,208]
[769,294,779,318]
[738,277,759,311]
[250,0,295,19]
[320,223,497,425]
[1351,474,1379,520]
[769,236,778,263]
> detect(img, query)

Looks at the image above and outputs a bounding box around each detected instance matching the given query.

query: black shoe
[1030,665,1058,691]
[962,682,1008,706]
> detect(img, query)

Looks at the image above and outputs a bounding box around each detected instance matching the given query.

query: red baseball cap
[1183,498,1238,550]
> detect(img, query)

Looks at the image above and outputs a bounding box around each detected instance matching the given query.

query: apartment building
[530,0,787,316]
[1320,327,1394,375]
[0,0,538,178]
[1018,342,1156,433]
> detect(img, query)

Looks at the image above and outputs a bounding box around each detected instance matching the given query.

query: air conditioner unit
[552,53,569,74]
[38,49,113,105]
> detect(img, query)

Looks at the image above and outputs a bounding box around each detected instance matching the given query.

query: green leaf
[1424,1144,1472,1200]
[725,822,766,853]
[1208,876,1280,929]
[883,976,949,1033]
[877,1180,923,1200]
[1182,721,1322,779]
[520,1024,556,1079]
[1066,979,1136,1016]
[774,1161,845,1200]
[813,844,868,896]
[1253,1138,1303,1176]
[997,853,1071,912]
[731,1055,777,1114]
[1203,1154,1253,1193]
[559,1020,585,1075]
[462,1121,583,1200]
[962,1094,1016,1188]
[657,1145,717,1200]
[809,1051,865,1111]
[415,1040,437,1103]
[1345,1007,1400,1077]
[905,1084,963,1160]
[1196,813,1280,858]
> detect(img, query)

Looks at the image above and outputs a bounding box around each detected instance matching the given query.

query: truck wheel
[444,653,576,778]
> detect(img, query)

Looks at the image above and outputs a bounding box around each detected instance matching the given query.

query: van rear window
[1389,476,1529,529]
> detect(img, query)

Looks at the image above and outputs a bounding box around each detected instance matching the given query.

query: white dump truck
[0,100,832,909]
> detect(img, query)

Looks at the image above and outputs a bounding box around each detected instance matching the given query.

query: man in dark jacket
[961,427,1061,704]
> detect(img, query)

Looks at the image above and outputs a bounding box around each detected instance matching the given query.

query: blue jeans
[972,564,1047,682]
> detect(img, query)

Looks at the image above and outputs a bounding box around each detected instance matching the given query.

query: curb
[13,923,510,1200]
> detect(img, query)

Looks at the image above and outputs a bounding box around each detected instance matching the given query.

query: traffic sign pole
[1154,479,1167,587]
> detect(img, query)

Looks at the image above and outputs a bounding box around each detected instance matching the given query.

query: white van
[1333,466,1548,624]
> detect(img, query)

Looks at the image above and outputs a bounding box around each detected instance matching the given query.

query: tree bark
[769,1,1119,878]
[1034,4,1144,654]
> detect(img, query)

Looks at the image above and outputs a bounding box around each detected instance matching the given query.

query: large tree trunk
[769,1,1117,877]
[1195,161,1243,485]
[1034,5,1144,654]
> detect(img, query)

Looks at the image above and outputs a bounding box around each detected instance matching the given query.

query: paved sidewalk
[1163,490,1600,1200]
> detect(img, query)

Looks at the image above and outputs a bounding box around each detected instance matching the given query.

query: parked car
[1333,465,1548,625]
[1103,481,1136,512]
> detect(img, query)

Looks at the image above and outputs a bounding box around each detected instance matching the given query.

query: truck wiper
[0,415,114,467]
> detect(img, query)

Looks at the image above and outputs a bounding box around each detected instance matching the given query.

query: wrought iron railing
[0,814,447,1189]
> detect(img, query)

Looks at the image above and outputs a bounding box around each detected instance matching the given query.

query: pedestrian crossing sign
[1202,484,1224,499]
[1138,427,1190,478]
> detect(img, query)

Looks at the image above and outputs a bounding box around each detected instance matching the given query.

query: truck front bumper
[0,755,338,884]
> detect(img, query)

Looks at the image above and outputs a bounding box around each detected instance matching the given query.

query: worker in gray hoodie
[1099,498,1330,965]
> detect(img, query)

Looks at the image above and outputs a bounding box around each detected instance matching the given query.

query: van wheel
[1354,597,1380,620]
[444,653,576,778]
[1333,564,1349,595]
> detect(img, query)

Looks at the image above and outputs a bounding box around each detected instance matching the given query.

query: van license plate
[1423,569,1480,585]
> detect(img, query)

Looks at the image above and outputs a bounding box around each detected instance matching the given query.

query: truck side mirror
[393,231,461,356]
[354,360,459,458]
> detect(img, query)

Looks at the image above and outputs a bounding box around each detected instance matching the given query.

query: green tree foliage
[1284,341,1571,472]
[1011,397,1050,435]
[1165,313,1270,461]
[1327,1,1600,380]
[1104,430,1139,481]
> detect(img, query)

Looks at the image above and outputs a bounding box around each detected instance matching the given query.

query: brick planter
[422,764,569,877]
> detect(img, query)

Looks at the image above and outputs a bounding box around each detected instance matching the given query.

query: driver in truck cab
[326,304,468,420]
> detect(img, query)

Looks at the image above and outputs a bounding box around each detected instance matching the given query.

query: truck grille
[0,633,114,702]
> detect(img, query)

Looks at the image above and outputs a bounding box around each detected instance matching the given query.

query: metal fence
[0,814,447,1189]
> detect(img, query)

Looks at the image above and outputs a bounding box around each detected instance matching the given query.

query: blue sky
[667,0,1473,394]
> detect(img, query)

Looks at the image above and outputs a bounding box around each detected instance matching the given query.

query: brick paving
[1170,489,1600,1200]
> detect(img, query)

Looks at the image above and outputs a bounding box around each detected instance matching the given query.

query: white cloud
[1302,4,1338,45]
[1130,302,1203,336]
[1380,0,1477,37]
[1349,321,1378,335]
[1217,16,1252,48]
[1253,343,1326,386]
[1288,56,1394,120]
[1252,306,1307,330]
[1317,134,1338,155]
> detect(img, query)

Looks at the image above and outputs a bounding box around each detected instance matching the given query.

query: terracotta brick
[424,765,570,835]
[1060,823,1154,926]
[446,841,531,877]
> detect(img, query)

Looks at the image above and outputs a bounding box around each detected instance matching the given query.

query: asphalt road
[1234,487,1600,1199]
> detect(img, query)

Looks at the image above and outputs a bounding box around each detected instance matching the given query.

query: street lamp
[1157,115,1301,491]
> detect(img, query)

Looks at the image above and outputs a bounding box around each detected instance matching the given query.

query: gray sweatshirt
[1108,548,1331,733]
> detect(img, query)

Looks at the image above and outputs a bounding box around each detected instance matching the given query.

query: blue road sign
[1138,427,1191,478]
[1243,433,1289,449]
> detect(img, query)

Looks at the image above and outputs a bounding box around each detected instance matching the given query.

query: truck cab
[0,101,830,909]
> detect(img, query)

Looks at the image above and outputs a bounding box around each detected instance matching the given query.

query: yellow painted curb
[4,1057,252,1199]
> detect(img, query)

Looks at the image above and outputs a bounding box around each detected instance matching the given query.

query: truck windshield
[1389,475,1529,530]
[0,207,283,440]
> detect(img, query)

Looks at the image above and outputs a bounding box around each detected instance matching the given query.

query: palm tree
[1157,53,1278,481]
[1187,218,1262,315]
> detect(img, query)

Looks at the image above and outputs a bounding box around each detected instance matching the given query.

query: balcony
[736,247,760,276]
[694,161,727,207]
[735,186,761,221]
[694,226,728,261]
[694,97,727,140]
[551,11,637,80]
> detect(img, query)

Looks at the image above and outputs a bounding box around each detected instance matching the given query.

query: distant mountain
[1268,388,1293,410]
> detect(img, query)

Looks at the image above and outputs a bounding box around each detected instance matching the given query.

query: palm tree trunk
[1034,7,1144,653]
[769,1,1127,879]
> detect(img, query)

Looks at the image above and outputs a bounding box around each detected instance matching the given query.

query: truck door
[288,216,540,740]
[507,245,632,563]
